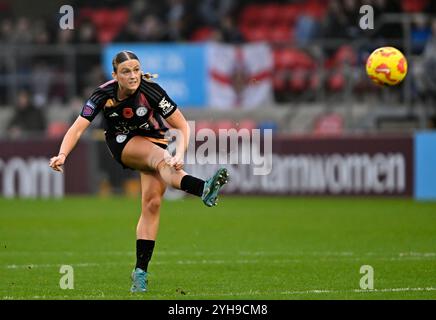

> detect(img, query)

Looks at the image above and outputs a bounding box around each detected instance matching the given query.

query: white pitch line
[2,287,436,300]
[4,260,283,269]
[399,252,436,257]
[4,254,436,270]
[3,251,436,257]
[5,262,124,269]
[152,287,436,298]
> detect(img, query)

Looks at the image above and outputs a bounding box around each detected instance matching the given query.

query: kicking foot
[201,168,229,207]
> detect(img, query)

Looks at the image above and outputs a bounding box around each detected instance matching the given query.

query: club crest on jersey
[122,107,134,119]
[116,134,127,143]
[136,107,148,117]
[158,97,174,116]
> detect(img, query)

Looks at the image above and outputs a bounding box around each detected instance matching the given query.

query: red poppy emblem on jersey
[122,107,134,119]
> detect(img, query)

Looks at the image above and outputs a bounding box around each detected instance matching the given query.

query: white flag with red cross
[207,42,274,109]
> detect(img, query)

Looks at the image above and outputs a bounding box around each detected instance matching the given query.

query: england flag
[207,42,274,109]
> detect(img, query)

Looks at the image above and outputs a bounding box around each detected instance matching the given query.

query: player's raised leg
[121,136,229,207]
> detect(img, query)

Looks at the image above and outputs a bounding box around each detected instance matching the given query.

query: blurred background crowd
[0,0,436,140]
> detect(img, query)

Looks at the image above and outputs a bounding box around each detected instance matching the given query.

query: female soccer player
[49,50,228,293]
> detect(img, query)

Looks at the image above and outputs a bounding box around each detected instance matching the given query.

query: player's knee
[143,196,162,214]
[156,159,169,173]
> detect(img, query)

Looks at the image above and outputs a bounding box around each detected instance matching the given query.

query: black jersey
[80,77,178,140]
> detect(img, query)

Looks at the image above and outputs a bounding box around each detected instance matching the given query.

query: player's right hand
[164,154,184,171]
[49,154,66,173]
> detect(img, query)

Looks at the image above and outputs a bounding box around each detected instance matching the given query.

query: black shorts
[105,134,168,169]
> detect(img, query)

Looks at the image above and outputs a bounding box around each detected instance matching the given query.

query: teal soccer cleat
[130,268,148,293]
[201,168,229,207]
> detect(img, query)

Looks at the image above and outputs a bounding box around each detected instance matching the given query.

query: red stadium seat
[262,4,282,26]
[278,48,315,70]
[91,9,110,29]
[89,8,129,43]
[46,121,69,138]
[273,49,284,69]
[99,28,118,43]
[288,68,308,92]
[279,49,301,69]
[240,4,263,27]
[308,72,320,90]
[269,25,292,43]
[273,70,288,91]
[303,0,328,20]
[79,7,94,21]
[401,0,428,12]
[111,8,129,26]
[242,25,269,42]
[191,27,214,42]
[327,72,346,92]
[278,4,300,25]
[332,45,358,67]
[298,51,316,70]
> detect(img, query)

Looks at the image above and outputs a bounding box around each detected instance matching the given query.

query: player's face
[114,59,141,91]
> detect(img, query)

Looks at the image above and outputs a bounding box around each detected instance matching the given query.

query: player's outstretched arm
[49,116,91,173]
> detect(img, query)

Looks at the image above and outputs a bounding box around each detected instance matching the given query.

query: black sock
[180,175,205,197]
[136,239,155,272]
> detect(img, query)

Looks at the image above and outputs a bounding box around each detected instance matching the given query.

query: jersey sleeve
[142,80,178,119]
[79,87,107,122]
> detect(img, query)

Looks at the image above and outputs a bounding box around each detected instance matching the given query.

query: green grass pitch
[0,196,435,300]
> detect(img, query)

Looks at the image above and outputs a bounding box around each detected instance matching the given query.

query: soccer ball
[366,47,408,86]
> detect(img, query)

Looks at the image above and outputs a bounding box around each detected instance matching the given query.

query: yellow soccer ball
[366,47,408,86]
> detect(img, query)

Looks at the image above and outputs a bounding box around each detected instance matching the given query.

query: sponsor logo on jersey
[136,107,147,117]
[158,97,175,116]
[122,107,134,119]
[114,126,129,134]
[108,112,119,117]
[86,100,96,109]
[139,122,150,130]
[82,100,96,116]
[116,134,127,143]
